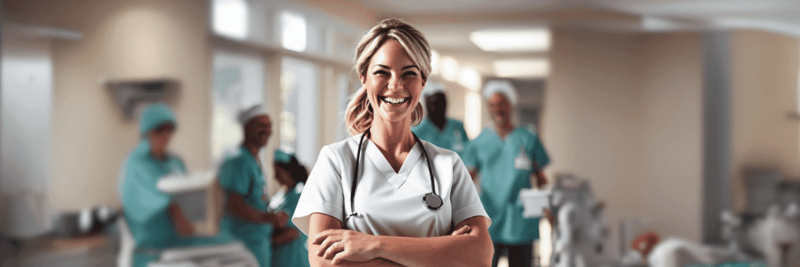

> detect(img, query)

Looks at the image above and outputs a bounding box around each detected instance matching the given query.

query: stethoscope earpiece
[348,129,442,223]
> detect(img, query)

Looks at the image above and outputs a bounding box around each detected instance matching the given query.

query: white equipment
[117,172,258,267]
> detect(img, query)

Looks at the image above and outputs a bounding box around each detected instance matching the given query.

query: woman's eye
[404,71,418,76]
[373,70,388,76]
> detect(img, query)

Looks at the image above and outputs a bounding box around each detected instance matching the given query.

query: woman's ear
[359,74,366,85]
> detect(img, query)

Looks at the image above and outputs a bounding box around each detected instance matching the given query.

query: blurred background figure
[118,103,224,267]
[218,104,288,267]
[270,149,310,267]
[413,82,470,157]
[464,80,550,267]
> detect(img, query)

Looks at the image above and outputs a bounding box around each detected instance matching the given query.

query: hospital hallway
[2,0,800,267]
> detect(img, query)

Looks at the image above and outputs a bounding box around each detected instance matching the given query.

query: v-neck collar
[489,124,523,142]
[364,138,423,188]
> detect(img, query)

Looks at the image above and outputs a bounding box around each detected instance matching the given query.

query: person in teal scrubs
[412,82,470,157]
[219,104,289,267]
[270,149,310,267]
[463,80,550,267]
[119,103,228,267]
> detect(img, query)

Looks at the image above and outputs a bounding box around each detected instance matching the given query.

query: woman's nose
[388,74,403,91]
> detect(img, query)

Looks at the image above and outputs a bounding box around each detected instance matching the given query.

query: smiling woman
[291,18,494,267]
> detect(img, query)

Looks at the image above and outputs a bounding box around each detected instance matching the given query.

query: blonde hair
[344,18,430,135]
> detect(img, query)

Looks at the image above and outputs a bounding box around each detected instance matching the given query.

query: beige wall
[6,0,212,210]
[544,28,647,256]
[730,30,800,211]
[637,33,704,239]
[543,28,705,253]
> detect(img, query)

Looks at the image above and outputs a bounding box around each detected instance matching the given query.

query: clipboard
[519,188,550,218]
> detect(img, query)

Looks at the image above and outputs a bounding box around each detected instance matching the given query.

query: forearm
[310,258,401,267]
[226,193,276,224]
[371,233,492,267]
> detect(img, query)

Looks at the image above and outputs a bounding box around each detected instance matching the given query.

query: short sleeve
[450,155,491,227]
[218,158,249,196]
[292,146,345,236]
[529,134,550,169]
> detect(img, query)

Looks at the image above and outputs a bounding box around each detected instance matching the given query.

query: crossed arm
[307,213,493,267]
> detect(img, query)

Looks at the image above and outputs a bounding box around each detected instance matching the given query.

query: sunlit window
[280,57,319,166]
[441,56,460,82]
[465,92,482,139]
[280,11,307,52]
[210,51,265,163]
[212,0,248,39]
[458,67,481,91]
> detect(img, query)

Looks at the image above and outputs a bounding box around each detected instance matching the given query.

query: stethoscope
[345,128,443,223]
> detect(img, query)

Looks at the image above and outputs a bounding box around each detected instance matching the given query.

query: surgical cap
[139,103,177,135]
[238,104,269,125]
[274,149,294,164]
[482,80,518,106]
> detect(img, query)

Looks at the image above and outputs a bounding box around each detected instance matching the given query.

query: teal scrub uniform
[219,146,273,267]
[272,184,310,267]
[412,118,470,157]
[462,125,550,245]
[119,104,234,267]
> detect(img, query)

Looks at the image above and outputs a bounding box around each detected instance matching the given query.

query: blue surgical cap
[139,103,177,135]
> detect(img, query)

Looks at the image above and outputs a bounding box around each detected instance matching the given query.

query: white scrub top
[292,133,490,238]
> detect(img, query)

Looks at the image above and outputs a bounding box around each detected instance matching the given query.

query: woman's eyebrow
[372,64,419,71]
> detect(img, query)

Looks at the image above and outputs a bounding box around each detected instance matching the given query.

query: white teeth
[381,97,408,104]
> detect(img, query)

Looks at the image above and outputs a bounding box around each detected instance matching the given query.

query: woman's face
[360,39,425,124]
[148,123,175,157]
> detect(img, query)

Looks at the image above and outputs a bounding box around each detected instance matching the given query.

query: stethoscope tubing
[346,128,442,223]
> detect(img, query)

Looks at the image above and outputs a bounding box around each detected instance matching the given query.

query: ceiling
[344,0,800,77]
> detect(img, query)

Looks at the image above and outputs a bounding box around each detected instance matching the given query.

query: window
[280,57,319,166]
[210,50,266,163]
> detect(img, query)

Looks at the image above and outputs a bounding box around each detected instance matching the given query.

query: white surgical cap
[482,80,518,106]
[422,82,446,98]
[238,104,269,125]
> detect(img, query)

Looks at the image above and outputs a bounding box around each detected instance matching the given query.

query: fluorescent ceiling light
[458,67,481,91]
[440,56,459,82]
[280,11,307,52]
[213,0,249,39]
[469,28,550,52]
[493,59,550,78]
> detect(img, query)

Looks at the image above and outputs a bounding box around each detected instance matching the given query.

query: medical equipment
[157,172,223,236]
[548,175,618,267]
[346,129,442,223]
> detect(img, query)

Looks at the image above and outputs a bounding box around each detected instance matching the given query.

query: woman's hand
[451,224,471,236]
[312,229,379,264]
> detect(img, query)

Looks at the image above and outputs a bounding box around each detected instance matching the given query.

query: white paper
[519,188,550,218]
[157,172,216,194]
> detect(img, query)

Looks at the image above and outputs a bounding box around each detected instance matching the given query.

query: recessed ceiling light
[493,59,549,78]
[280,11,307,52]
[213,0,249,39]
[469,28,550,52]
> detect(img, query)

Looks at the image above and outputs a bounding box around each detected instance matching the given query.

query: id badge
[514,147,532,170]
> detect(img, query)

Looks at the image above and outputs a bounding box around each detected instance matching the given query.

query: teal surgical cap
[274,149,294,164]
[139,103,177,135]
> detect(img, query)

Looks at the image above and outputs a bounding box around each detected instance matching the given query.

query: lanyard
[346,129,442,223]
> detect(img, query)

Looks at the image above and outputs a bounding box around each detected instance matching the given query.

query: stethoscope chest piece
[422,193,443,210]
